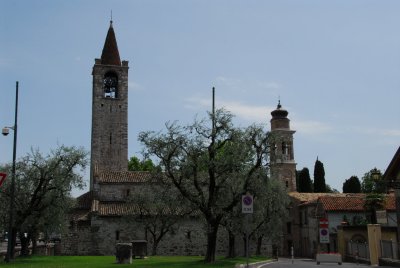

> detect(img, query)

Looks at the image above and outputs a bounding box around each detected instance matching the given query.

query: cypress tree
[313,158,326,192]
[297,168,313,193]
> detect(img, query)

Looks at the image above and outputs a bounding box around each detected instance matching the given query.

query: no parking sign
[242,194,253,214]
[319,218,330,243]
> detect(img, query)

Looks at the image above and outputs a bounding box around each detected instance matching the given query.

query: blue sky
[1,0,399,195]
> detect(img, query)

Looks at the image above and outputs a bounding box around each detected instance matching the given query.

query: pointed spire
[100,21,121,66]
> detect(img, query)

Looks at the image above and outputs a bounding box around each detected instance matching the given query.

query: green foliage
[138,108,270,262]
[325,184,339,193]
[364,192,385,224]
[342,176,361,193]
[128,156,157,171]
[361,168,385,193]
[297,168,313,192]
[313,158,326,192]
[0,145,88,255]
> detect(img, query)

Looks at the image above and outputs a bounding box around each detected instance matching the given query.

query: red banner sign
[0,173,7,187]
[319,218,329,228]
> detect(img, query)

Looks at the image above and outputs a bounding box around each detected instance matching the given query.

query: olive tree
[138,109,270,262]
[0,145,88,257]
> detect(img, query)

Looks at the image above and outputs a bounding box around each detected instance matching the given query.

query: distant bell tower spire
[90,21,129,190]
[269,101,297,192]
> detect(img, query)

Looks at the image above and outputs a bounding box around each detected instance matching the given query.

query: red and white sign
[0,173,7,187]
[319,218,329,228]
[319,218,330,243]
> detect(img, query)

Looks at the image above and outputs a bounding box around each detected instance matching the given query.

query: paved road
[256,258,396,268]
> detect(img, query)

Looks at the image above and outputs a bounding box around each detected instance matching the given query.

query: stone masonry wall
[63,215,273,257]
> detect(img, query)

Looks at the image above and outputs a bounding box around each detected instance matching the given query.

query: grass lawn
[0,255,271,268]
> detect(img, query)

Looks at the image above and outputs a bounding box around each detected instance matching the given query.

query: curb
[235,259,275,268]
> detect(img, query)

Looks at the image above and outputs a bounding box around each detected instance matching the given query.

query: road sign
[319,218,330,243]
[242,194,253,214]
[319,218,329,228]
[0,173,7,187]
[319,228,330,243]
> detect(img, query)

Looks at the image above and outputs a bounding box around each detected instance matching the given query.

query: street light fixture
[3,81,19,262]
[371,167,380,182]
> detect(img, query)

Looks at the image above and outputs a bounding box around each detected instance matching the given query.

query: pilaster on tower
[269,101,297,192]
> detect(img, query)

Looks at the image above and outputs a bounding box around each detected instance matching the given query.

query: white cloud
[381,129,400,137]
[128,81,144,91]
[292,120,333,135]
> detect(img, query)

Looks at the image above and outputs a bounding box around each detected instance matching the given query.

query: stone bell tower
[90,21,129,189]
[269,101,297,192]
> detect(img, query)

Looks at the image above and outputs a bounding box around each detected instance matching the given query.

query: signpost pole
[242,194,253,268]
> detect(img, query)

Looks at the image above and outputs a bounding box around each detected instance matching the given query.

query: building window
[126,189,130,197]
[116,230,120,240]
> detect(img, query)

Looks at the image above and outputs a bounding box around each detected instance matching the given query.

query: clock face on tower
[103,74,118,98]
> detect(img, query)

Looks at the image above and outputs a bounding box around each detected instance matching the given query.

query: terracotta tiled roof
[101,22,121,66]
[96,170,159,183]
[93,201,198,217]
[288,192,347,203]
[75,191,94,209]
[96,202,140,216]
[318,194,396,212]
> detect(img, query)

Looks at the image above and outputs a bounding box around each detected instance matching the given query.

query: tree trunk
[256,235,263,255]
[227,230,236,258]
[20,234,30,256]
[243,235,247,257]
[31,233,37,255]
[204,223,219,263]
[151,239,158,256]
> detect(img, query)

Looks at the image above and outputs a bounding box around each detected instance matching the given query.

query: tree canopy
[0,145,88,258]
[361,168,385,193]
[128,156,157,172]
[313,158,326,192]
[138,109,271,262]
[342,176,361,193]
[297,168,313,193]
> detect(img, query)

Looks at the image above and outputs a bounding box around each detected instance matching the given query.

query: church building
[62,21,296,257]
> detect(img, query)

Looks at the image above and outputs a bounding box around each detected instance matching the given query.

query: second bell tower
[269,101,297,192]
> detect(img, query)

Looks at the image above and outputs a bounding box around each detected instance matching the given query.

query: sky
[1,0,399,196]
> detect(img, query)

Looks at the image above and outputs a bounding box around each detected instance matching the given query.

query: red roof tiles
[96,170,159,183]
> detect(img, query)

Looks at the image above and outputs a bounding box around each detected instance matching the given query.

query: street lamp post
[3,81,19,262]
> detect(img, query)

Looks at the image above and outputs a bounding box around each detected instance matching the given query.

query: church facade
[62,22,296,256]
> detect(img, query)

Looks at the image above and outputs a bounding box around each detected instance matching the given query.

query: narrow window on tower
[116,230,120,240]
[282,142,288,155]
[103,72,118,98]
[110,133,112,145]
